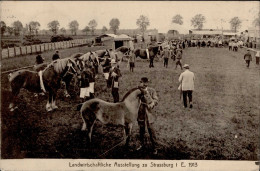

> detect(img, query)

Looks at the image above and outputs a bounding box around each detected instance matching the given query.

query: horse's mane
[121,87,140,101]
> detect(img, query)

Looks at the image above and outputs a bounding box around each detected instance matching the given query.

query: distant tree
[253,12,260,27]
[136,15,150,39]
[48,20,60,35]
[102,26,108,34]
[229,17,242,32]
[60,27,66,34]
[28,21,41,35]
[88,19,97,35]
[69,20,79,35]
[172,14,183,25]
[12,20,23,36]
[7,26,14,35]
[191,14,206,30]
[1,21,6,36]
[82,26,90,35]
[109,18,120,34]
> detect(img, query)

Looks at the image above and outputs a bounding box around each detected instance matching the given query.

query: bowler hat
[183,64,189,69]
[141,77,149,83]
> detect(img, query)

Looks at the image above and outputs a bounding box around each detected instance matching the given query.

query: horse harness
[38,59,79,93]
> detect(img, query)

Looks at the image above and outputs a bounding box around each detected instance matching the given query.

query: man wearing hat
[244,49,252,68]
[137,77,159,154]
[52,50,60,61]
[179,64,195,108]
[162,46,171,68]
[175,49,183,70]
[109,59,122,102]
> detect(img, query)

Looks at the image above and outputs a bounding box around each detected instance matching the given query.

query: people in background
[175,49,183,70]
[255,51,260,65]
[128,50,136,72]
[108,59,122,102]
[244,49,252,68]
[52,50,60,61]
[162,46,171,68]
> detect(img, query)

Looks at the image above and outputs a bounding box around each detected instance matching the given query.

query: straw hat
[183,64,189,69]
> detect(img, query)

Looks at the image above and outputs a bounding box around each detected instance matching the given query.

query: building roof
[98,34,133,41]
[190,30,222,35]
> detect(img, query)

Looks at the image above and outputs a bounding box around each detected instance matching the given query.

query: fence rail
[1,39,91,59]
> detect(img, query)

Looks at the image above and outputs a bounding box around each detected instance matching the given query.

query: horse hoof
[46,107,53,112]
[10,106,18,112]
[52,105,58,110]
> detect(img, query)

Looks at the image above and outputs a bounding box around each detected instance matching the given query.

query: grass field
[1,46,259,159]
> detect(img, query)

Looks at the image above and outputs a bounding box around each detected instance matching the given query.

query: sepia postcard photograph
[0,1,259,170]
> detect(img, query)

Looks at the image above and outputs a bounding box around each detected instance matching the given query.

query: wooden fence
[1,39,90,59]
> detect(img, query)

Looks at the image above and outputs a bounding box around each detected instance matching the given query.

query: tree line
[1,13,260,37]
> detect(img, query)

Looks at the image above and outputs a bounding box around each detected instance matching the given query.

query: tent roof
[191,30,222,35]
[99,34,133,40]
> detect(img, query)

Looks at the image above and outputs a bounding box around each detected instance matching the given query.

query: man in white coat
[178,64,195,108]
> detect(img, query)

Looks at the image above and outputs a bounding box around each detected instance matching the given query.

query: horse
[78,86,153,147]
[134,46,160,68]
[115,46,131,62]
[8,58,81,112]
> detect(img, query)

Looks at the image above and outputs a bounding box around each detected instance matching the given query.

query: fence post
[54,43,56,50]
[20,46,22,56]
[7,47,10,58]
[31,45,33,54]
[40,45,41,52]
[25,46,27,55]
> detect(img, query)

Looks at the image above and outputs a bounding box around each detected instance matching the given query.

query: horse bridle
[63,59,81,78]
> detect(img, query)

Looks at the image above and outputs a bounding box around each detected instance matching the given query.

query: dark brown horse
[8,58,81,112]
[134,46,159,67]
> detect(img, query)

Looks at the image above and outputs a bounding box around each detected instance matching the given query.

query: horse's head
[89,51,99,65]
[137,86,153,105]
[106,49,116,60]
[65,58,81,78]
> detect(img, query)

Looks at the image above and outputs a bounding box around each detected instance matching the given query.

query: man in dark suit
[109,59,122,102]
[137,77,159,155]
[52,50,60,61]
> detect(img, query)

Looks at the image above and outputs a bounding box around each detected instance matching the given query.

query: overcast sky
[0,1,259,33]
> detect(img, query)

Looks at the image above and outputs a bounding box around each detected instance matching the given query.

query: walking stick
[179,82,182,100]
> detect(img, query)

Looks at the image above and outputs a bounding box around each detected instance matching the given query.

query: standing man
[255,51,260,65]
[137,77,159,155]
[244,49,252,68]
[35,52,44,65]
[128,49,136,72]
[109,59,122,102]
[52,50,60,61]
[179,64,195,108]
[162,46,170,68]
[175,49,183,70]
